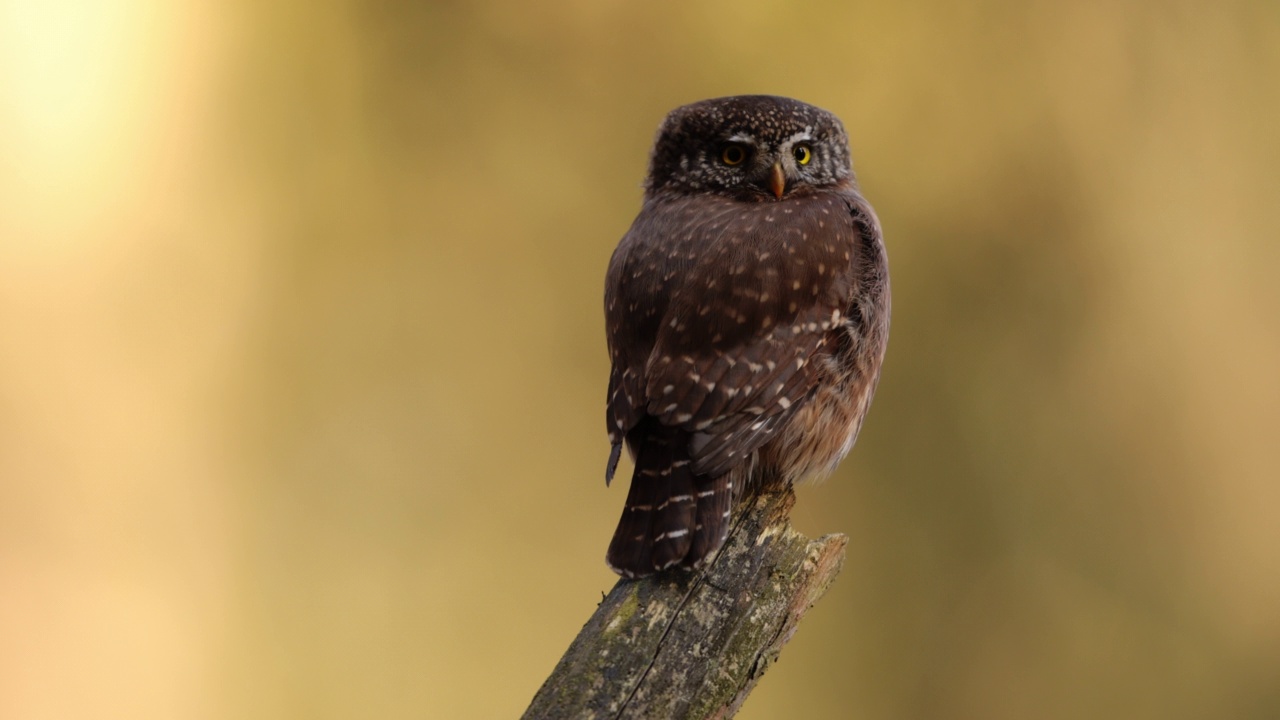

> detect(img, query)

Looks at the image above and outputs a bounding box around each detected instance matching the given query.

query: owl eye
[720,144,748,166]
[793,144,813,165]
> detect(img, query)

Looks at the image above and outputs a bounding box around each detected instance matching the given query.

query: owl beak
[768,162,786,199]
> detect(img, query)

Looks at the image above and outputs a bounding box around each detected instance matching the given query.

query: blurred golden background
[2,1,1278,718]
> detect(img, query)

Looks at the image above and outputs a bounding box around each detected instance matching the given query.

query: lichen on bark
[523,486,847,720]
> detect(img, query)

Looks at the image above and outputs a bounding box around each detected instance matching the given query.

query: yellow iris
[794,144,812,165]
[721,145,747,166]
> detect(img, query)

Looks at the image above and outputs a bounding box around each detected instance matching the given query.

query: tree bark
[523,485,847,720]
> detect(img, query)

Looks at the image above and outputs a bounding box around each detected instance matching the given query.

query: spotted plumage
[603,95,890,578]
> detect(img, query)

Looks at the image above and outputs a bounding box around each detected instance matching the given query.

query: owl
[603,95,889,578]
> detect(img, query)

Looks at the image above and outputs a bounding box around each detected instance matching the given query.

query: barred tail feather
[606,421,734,577]
[687,473,732,565]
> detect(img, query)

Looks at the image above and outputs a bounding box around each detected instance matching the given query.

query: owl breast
[756,329,880,485]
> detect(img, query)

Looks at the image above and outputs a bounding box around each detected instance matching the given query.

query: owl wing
[629,192,868,477]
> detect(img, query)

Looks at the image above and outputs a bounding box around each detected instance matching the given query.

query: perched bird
[603,95,890,578]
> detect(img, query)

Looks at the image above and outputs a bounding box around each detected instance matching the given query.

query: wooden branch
[523,485,848,720]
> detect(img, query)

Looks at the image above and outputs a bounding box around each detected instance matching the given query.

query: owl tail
[605,422,734,578]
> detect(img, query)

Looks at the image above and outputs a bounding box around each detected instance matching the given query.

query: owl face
[644,95,853,201]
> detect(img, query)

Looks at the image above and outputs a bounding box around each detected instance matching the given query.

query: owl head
[644,95,854,201]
